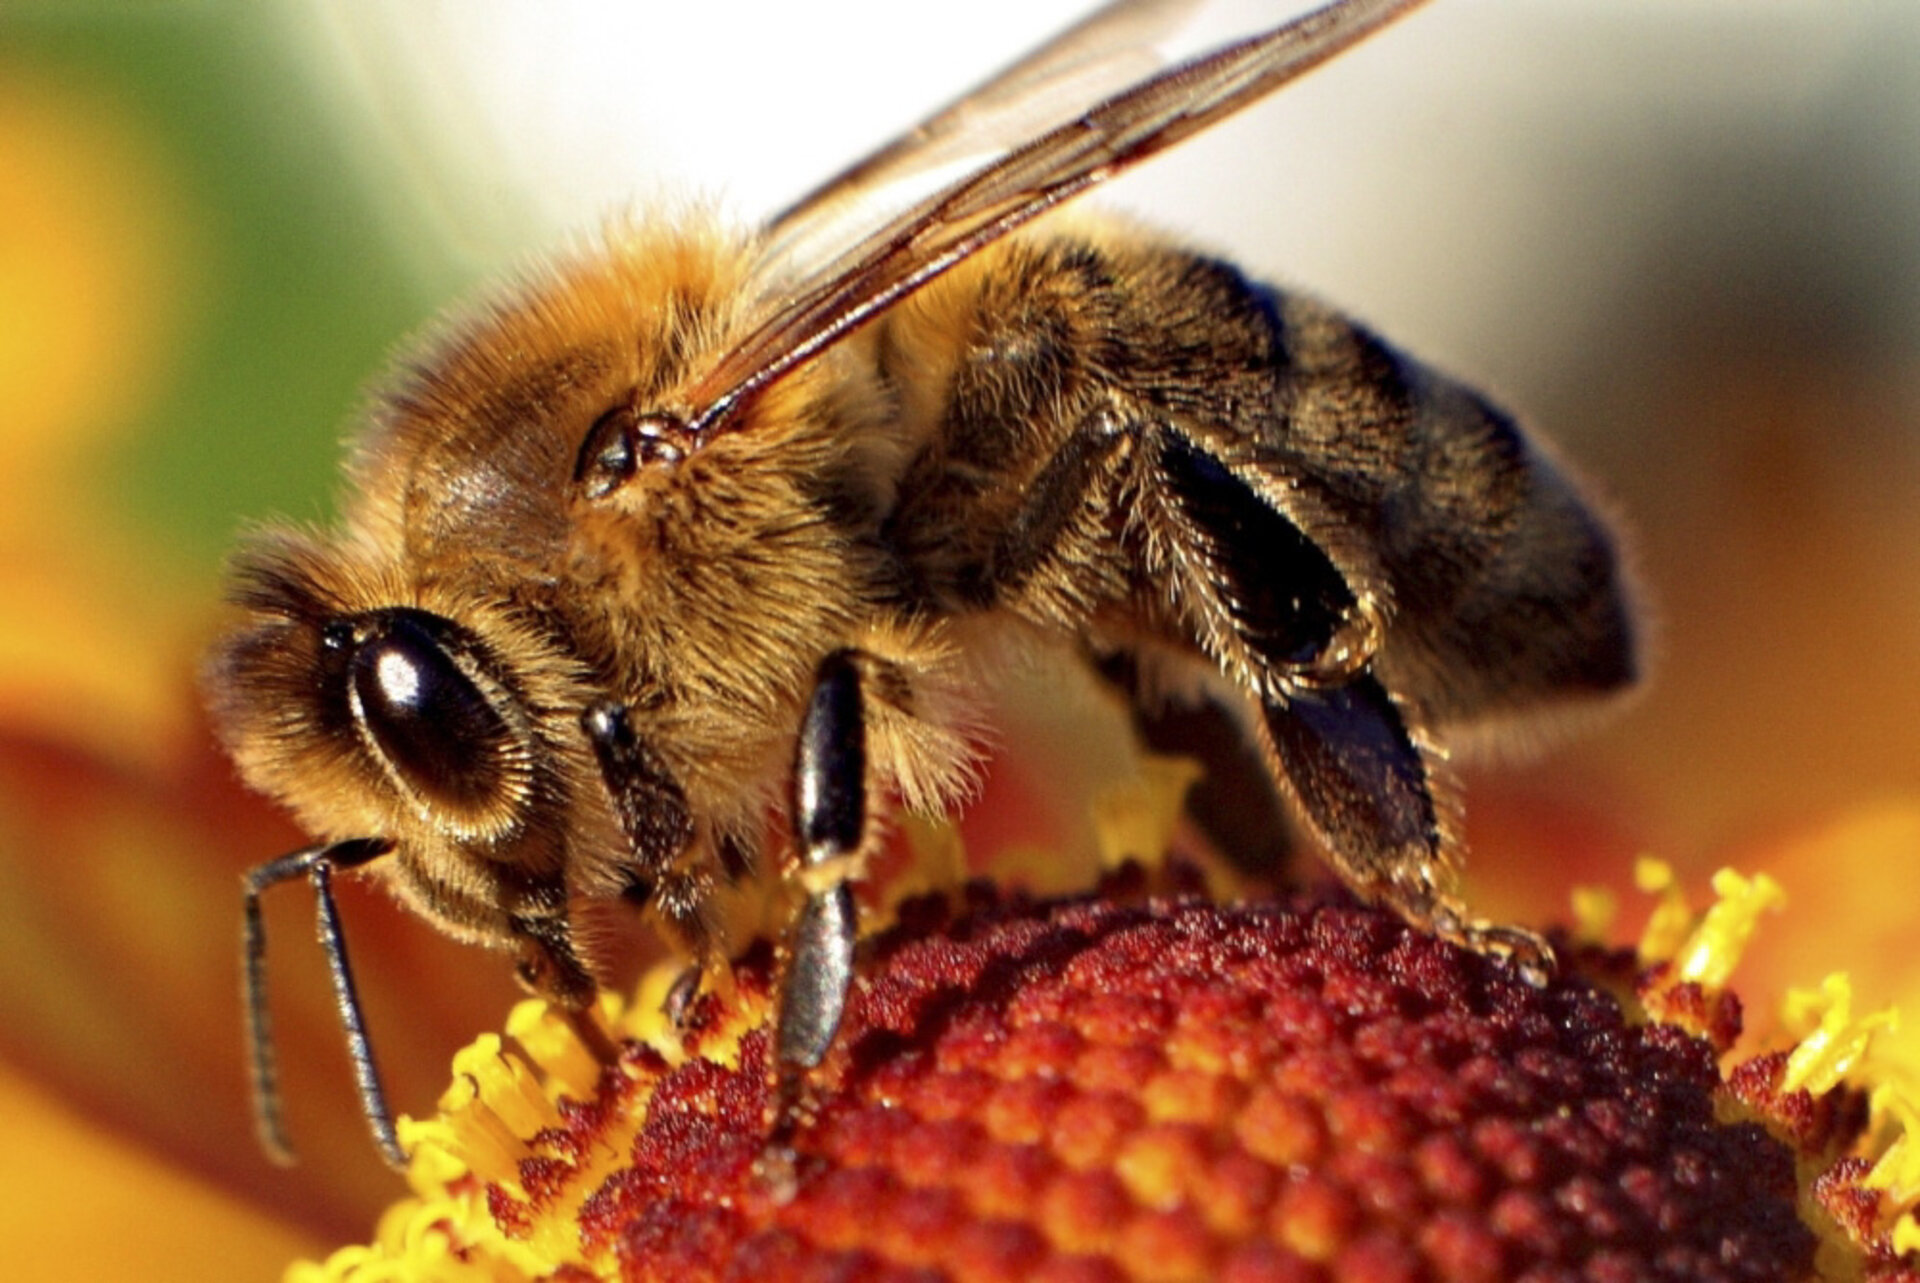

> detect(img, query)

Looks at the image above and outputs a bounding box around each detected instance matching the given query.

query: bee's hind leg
[761,649,871,1187]
[1142,432,1555,981]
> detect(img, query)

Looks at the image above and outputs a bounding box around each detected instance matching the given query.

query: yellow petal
[0,1062,319,1279]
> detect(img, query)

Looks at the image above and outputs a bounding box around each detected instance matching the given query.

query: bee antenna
[242,836,403,1170]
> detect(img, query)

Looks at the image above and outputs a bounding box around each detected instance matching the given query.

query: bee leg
[765,649,869,1168]
[584,698,728,1023]
[646,865,724,993]
[585,700,697,888]
[1259,676,1553,982]
[615,872,715,1030]
[1148,432,1554,981]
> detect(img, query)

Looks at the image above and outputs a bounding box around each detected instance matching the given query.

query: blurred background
[3,1,1917,1274]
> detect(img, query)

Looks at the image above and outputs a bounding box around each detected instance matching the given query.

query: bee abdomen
[1266,290,1639,724]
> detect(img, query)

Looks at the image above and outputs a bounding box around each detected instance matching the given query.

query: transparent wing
[758,0,1203,271]
[685,0,1430,432]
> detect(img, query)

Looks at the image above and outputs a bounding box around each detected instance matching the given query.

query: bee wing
[683,0,1429,431]
[758,0,1203,271]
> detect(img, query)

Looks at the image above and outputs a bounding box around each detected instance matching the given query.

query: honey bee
[209,0,1637,1169]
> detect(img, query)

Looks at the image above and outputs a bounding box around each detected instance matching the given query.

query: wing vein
[684,0,1429,436]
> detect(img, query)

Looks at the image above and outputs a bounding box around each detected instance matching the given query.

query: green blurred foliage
[3,5,435,573]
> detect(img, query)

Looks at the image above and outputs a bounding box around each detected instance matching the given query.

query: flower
[292,860,1920,1282]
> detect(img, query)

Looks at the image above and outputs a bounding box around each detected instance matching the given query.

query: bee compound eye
[349,613,512,812]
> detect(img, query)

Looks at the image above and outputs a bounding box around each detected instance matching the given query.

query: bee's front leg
[584,698,728,1024]
[766,649,870,1160]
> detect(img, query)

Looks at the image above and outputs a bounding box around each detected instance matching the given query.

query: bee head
[203,530,601,871]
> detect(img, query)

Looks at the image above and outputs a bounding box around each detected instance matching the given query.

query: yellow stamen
[877,812,971,920]
[513,994,624,1094]
[1568,884,1618,944]
[1866,1090,1920,1211]
[1673,868,1785,989]
[1091,755,1201,873]
[1633,858,1694,961]
[1873,1101,1920,1261]
[402,1033,551,1191]
[1781,974,1898,1096]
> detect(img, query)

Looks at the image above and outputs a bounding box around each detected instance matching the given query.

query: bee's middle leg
[767,648,871,1154]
